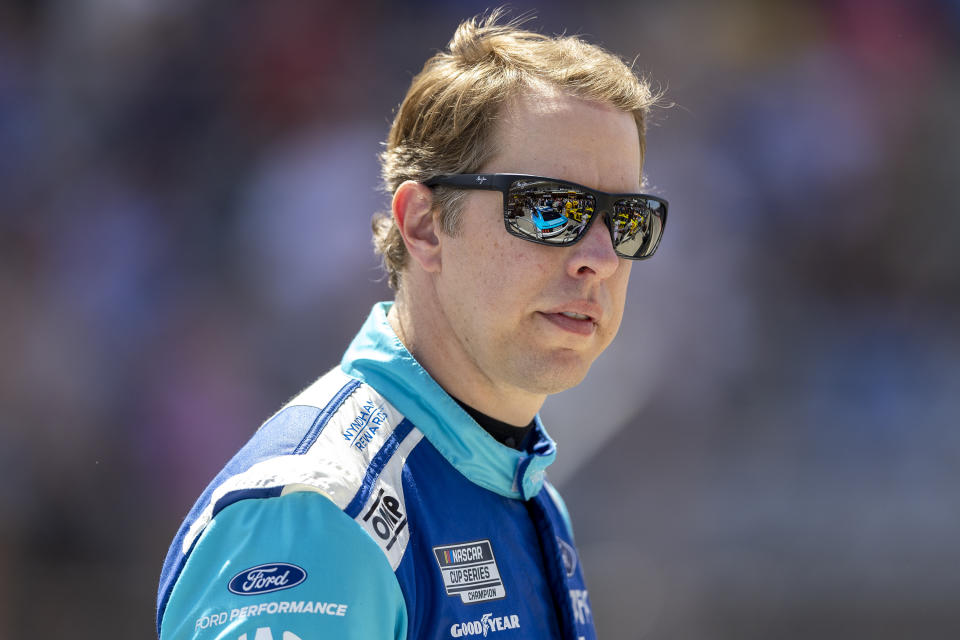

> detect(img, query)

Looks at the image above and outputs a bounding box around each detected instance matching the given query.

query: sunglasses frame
[423,173,668,260]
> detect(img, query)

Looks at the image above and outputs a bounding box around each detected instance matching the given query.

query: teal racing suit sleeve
[160,491,408,640]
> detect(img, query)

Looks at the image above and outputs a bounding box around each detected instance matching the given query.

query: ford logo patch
[228,563,307,596]
[557,537,578,578]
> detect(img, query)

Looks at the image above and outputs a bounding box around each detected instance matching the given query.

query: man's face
[432,87,642,399]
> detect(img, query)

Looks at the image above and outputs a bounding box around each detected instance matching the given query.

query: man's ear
[393,180,442,273]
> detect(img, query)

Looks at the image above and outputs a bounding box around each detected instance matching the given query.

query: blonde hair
[373,10,660,290]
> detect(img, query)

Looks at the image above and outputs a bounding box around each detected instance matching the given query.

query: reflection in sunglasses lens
[506,181,595,244]
[504,179,664,258]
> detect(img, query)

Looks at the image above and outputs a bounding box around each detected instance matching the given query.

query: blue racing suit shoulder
[160,491,407,640]
[157,364,423,637]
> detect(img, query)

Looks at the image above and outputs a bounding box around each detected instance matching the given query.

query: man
[157,12,666,640]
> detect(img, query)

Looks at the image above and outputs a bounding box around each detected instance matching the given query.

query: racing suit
[157,302,597,639]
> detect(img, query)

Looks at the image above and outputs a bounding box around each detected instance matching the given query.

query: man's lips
[541,301,603,323]
[538,302,604,336]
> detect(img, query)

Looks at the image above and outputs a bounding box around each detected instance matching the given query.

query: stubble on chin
[497,344,599,396]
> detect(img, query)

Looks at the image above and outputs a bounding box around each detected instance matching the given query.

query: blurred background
[2,0,958,637]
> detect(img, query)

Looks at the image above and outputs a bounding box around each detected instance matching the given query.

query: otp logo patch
[228,563,307,596]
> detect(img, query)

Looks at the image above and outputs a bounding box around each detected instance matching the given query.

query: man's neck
[452,397,535,450]
[388,293,544,426]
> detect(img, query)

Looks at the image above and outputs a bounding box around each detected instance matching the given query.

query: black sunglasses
[423,173,667,260]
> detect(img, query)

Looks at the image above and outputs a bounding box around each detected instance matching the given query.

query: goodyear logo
[450,612,520,637]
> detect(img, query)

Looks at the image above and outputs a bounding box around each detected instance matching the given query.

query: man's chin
[514,352,595,396]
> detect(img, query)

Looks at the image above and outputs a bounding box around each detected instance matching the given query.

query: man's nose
[565,212,620,279]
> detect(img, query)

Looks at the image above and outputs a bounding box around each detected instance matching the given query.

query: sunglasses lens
[610,198,665,258]
[503,178,666,259]
[505,180,595,245]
